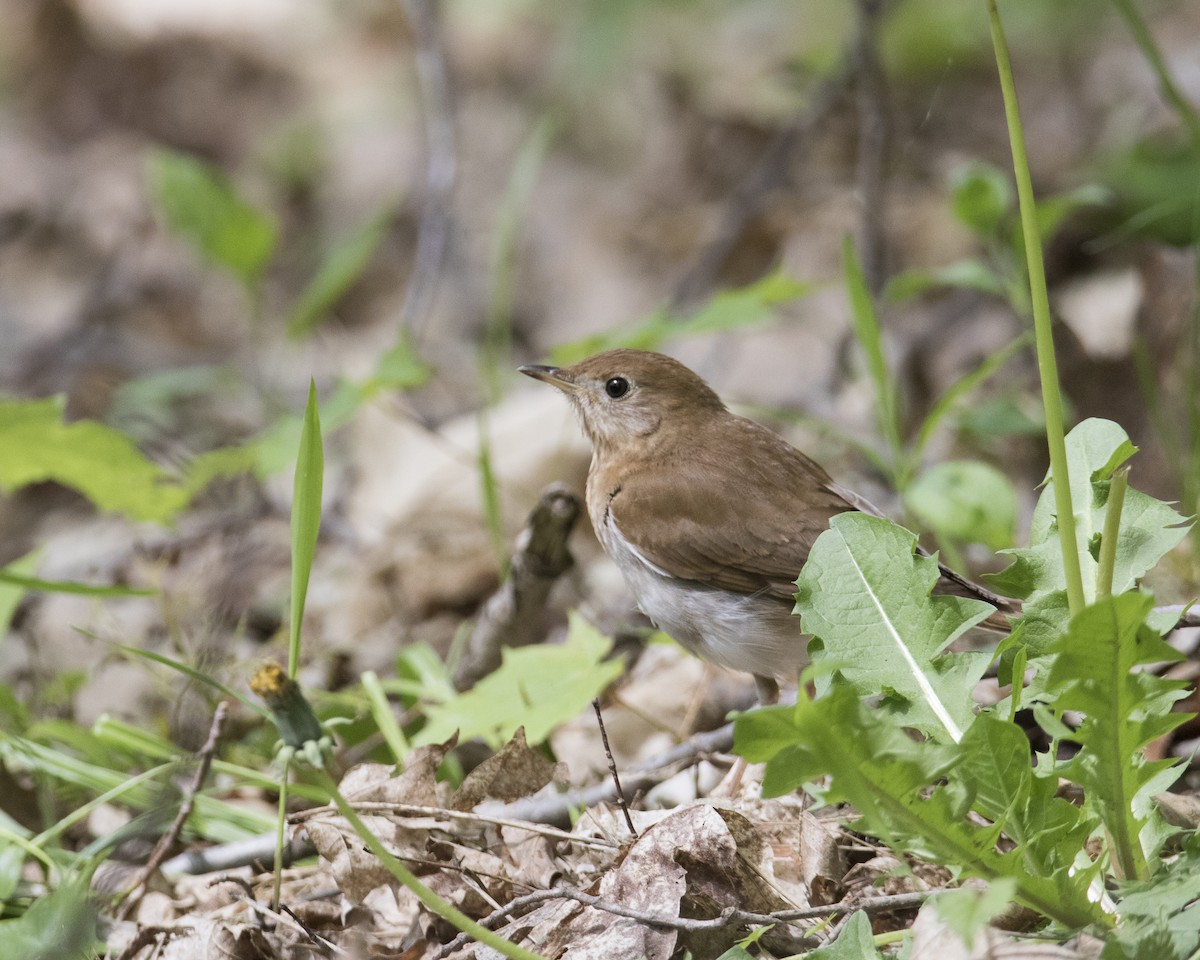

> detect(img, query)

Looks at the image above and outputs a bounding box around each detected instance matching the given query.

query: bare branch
[116,701,228,916]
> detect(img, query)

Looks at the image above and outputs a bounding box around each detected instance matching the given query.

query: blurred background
[0,0,1197,741]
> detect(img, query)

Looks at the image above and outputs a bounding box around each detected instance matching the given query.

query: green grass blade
[0,571,153,598]
[289,381,324,678]
[116,644,268,719]
[362,670,410,763]
[986,0,1086,616]
[842,237,903,484]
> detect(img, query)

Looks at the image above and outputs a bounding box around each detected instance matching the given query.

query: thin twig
[433,883,929,956]
[115,926,175,960]
[494,722,736,828]
[396,0,457,338]
[280,902,345,956]
[593,699,639,839]
[116,701,228,916]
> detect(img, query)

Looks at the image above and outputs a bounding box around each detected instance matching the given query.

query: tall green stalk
[986,0,1086,617]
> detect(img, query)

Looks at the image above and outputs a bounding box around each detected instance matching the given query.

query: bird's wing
[607,424,854,601]
[607,418,1015,620]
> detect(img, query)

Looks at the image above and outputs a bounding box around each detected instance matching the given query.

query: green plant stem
[1096,467,1130,599]
[313,768,551,960]
[1109,0,1200,146]
[986,0,1086,617]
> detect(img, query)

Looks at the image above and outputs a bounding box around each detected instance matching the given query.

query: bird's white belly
[598,518,807,678]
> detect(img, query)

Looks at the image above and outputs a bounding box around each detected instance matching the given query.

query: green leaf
[951,164,1013,237]
[989,419,1192,604]
[0,874,100,960]
[0,838,25,902]
[957,395,1046,439]
[956,714,1031,826]
[905,460,1017,550]
[1112,846,1200,959]
[289,381,324,675]
[733,685,1102,929]
[1033,183,1108,241]
[414,612,624,748]
[796,513,994,742]
[933,879,1017,950]
[549,269,815,366]
[0,396,189,523]
[362,335,434,395]
[885,259,1008,302]
[287,207,393,338]
[148,149,277,288]
[1103,135,1200,247]
[1044,593,1190,881]
[804,910,880,959]
[958,714,1093,879]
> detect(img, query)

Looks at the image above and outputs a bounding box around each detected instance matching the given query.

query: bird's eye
[605,376,630,399]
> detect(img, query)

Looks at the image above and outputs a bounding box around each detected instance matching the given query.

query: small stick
[116,701,229,916]
[433,883,930,952]
[593,699,638,839]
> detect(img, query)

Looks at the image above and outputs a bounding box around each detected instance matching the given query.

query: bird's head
[519,349,725,454]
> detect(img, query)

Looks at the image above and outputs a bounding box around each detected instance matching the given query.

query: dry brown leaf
[453,727,565,810]
[157,918,275,960]
[502,828,564,890]
[341,739,457,807]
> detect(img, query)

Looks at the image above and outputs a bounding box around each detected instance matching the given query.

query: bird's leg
[721,674,780,798]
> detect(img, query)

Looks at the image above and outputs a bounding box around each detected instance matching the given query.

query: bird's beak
[519,364,579,392]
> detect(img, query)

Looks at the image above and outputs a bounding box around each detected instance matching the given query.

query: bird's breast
[588,487,806,678]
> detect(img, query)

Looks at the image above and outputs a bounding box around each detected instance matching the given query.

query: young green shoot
[1097,467,1130,599]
